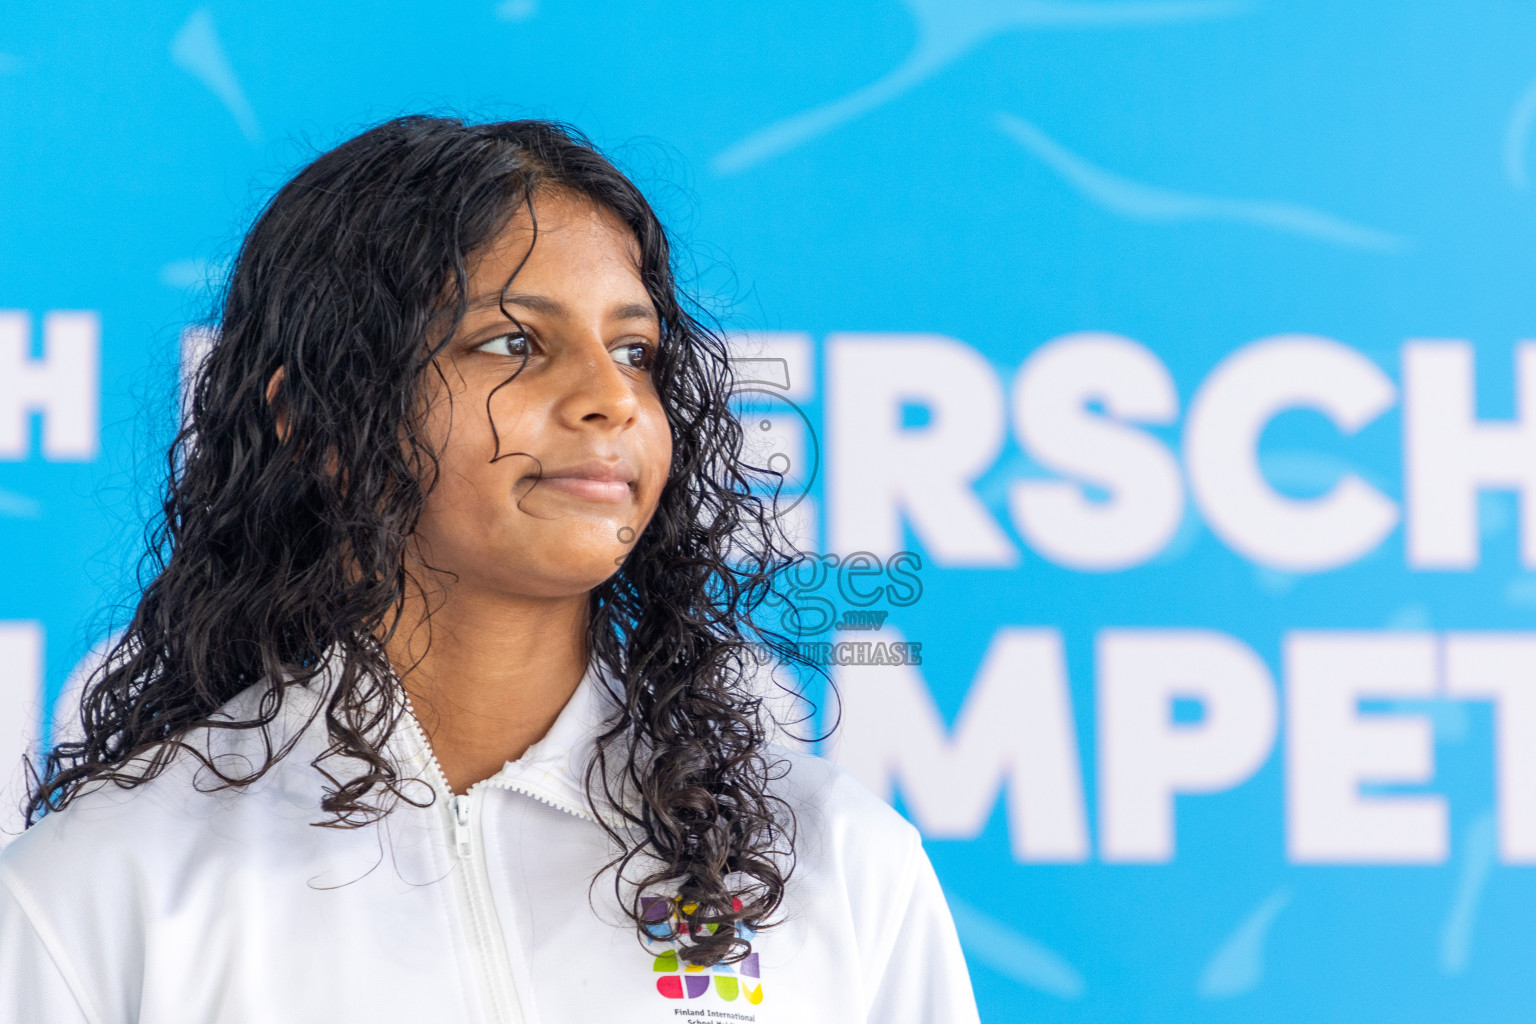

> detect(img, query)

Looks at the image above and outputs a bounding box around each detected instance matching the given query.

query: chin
[501,556,628,599]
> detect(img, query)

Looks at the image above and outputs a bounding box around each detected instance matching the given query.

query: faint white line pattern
[1440,810,1497,975]
[947,894,1086,999]
[1197,887,1292,998]
[0,489,41,518]
[159,257,228,290]
[995,112,1409,251]
[711,0,1248,176]
[495,0,538,21]
[1504,78,1536,188]
[171,9,261,144]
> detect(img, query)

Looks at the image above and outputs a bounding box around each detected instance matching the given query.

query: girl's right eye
[475,333,530,358]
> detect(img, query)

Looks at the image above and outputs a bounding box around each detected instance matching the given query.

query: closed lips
[530,460,635,501]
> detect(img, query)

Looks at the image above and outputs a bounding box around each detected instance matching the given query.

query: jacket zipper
[447,786,524,1024]
[482,775,596,822]
[397,698,531,1024]
[453,793,475,859]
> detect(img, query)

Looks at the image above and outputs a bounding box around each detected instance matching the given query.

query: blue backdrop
[5,3,1536,1021]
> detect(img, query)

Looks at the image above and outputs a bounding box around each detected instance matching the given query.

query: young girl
[0,116,978,1023]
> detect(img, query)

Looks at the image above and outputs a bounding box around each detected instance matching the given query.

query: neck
[384,572,591,795]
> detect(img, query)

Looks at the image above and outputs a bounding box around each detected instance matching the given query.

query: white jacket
[0,660,979,1023]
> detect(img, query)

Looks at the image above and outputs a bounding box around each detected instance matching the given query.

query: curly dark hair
[25,115,819,966]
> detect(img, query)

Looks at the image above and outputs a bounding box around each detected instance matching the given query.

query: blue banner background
[5,3,1536,1021]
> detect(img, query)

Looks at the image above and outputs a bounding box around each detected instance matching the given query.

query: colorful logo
[643,896,764,1005]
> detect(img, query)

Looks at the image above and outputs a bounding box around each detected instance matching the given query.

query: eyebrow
[467,291,658,325]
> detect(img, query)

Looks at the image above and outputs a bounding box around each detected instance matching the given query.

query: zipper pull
[452,794,474,859]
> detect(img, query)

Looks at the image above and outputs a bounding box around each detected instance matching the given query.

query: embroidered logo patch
[643,896,764,1005]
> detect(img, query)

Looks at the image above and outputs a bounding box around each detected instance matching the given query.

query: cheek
[641,403,674,507]
[415,404,508,535]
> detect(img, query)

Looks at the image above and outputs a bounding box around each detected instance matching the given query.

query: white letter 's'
[1008,332,1183,570]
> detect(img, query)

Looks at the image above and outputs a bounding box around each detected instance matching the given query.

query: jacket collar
[390,656,631,825]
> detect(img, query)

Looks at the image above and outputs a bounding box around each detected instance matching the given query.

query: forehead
[468,189,645,289]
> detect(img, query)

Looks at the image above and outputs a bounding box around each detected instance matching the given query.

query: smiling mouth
[522,457,637,504]
[532,476,634,503]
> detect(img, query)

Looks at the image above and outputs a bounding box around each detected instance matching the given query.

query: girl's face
[409,189,673,601]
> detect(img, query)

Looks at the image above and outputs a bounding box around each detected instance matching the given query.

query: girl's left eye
[475,333,530,358]
[614,342,656,370]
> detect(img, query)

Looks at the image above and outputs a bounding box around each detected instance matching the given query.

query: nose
[551,334,641,431]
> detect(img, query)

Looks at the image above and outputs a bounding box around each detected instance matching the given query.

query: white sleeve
[0,876,96,1024]
[865,836,981,1024]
